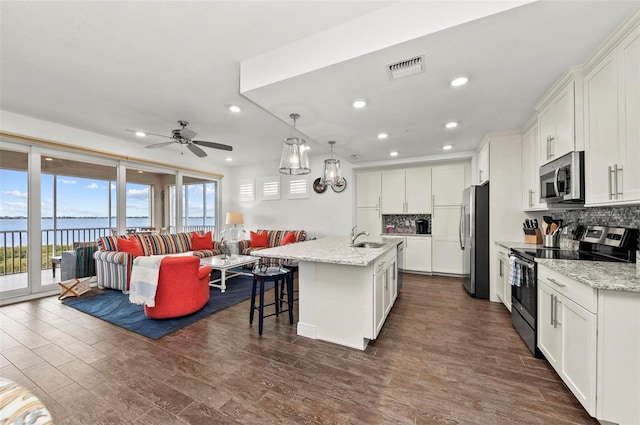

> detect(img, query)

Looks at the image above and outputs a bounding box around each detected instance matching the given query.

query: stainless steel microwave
[539,151,585,204]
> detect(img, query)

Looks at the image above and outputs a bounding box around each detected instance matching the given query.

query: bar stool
[280,260,299,309]
[250,265,293,335]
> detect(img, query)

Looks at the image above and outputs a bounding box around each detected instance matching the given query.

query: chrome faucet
[351,225,369,245]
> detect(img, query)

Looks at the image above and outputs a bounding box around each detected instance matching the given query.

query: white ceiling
[1,1,639,168]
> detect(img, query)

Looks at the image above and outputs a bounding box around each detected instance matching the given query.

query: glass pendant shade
[322,141,343,186]
[279,136,310,175]
[279,113,311,175]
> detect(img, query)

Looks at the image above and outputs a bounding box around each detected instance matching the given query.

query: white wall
[225,156,354,239]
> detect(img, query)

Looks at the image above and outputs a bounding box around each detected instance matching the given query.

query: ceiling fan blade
[192,140,233,151]
[145,141,176,149]
[126,129,172,139]
[187,143,208,157]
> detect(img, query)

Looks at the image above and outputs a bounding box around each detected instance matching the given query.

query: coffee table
[199,255,260,292]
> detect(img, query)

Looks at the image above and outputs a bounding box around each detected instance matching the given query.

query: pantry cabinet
[431,206,463,274]
[381,167,431,214]
[432,164,465,206]
[585,25,640,205]
[537,78,577,165]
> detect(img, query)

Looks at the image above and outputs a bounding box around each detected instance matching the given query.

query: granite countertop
[495,241,640,293]
[536,259,640,293]
[254,236,400,267]
[380,233,431,237]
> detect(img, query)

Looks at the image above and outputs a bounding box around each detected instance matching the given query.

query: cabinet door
[405,167,431,213]
[432,165,465,206]
[538,105,555,165]
[478,144,490,184]
[522,124,542,209]
[381,169,405,214]
[585,51,619,205]
[405,236,432,272]
[431,240,463,274]
[503,271,511,312]
[537,283,561,368]
[356,207,381,236]
[431,205,462,274]
[356,171,381,208]
[558,294,597,416]
[373,269,386,338]
[496,254,506,304]
[553,83,575,159]
[619,27,640,203]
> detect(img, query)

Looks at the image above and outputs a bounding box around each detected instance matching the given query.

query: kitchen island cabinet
[255,237,399,350]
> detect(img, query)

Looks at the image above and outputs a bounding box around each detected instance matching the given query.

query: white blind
[238,178,255,202]
[261,176,280,200]
[288,178,309,199]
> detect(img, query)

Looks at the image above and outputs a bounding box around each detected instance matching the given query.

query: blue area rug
[63,273,272,339]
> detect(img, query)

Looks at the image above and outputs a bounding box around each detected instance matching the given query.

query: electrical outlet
[563,226,569,235]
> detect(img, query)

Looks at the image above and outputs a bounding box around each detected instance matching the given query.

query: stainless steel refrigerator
[460,184,489,299]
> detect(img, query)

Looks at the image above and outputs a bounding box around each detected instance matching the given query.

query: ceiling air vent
[387,55,425,80]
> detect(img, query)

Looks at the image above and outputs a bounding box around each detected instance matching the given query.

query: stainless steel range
[509,225,638,357]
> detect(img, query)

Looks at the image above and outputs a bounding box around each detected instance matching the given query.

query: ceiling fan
[126,120,233,158]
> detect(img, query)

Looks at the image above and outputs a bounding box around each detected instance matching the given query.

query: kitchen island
[255,236,400,350]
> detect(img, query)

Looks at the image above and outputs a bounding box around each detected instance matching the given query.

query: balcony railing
[1,225,216,276]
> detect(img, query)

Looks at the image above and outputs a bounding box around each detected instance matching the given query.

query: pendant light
[279,113,310,175]
[322,141,343,187]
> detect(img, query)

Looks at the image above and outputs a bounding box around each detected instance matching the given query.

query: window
[261,176,280,200]
[288,178,309,199]
[238,178,255,202]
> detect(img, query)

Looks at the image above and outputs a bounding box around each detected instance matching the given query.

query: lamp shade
[279,136,310,175]
[322,158,342,186]
[225,212,244,225]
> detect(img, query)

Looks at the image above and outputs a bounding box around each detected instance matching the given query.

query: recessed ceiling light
[305,145,311,151]
[228,105,241,113]
[138,170,144,173]
[390,151,399,157]
[45,157,53,161]
[135,131,146,137]
[352,99,367,109]
[450,76,468,87]
[377,133,388,139]
[225,157,232,162]
[442,145,453,151]
[445,121,458,129]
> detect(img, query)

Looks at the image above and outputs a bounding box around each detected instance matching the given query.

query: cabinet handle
[550,293,555,326]
[615,164,622,198]
[547,277,566,288]
[608,165,614,200]
[378,196,381,208]
[499,260,503,278]
[546,136,550,160]
[432,194,435,206]
[548,136,555,159]
[553,294,558,328]
[528,189,533,208]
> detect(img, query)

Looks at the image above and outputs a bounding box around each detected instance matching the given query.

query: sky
[0,169,149,218]
[0,169,217,220]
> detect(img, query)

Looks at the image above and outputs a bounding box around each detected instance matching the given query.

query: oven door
[510,258,536,328]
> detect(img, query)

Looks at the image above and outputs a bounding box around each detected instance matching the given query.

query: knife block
[524,228,543,244]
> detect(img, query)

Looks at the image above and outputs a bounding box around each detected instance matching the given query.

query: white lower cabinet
[432,206,463,274]
[495,247,511,311]
[372,249,398,338]
[537,265,598,417]
[404,236,431,272]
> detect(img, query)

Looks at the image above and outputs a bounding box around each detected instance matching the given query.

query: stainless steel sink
[352,242,386,249]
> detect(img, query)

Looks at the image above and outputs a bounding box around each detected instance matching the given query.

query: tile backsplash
[557,206,640,241]
[383,214,431,234]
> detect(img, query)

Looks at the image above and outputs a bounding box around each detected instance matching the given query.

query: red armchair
[144,256,212,319]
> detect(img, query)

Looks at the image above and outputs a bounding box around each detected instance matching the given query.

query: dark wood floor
[0,273,597,424]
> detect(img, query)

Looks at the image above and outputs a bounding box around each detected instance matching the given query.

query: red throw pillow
[280,232,296,246]
[192,231,214,250]
[250,230,268,248]
[118,236,144,257]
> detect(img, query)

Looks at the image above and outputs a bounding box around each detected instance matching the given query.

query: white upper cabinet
[522,121,545,210]
[538,78,578,165]
[356,171,381,208]
[585,24,640,205]
[381,167,431,214]
[432,164,465,206]
[477,142,490,184]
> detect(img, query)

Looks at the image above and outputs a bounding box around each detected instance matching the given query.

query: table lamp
[225,212,245,243]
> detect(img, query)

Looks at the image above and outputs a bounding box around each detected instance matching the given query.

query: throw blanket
[129,256,163,307]
[509,256,522,287]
